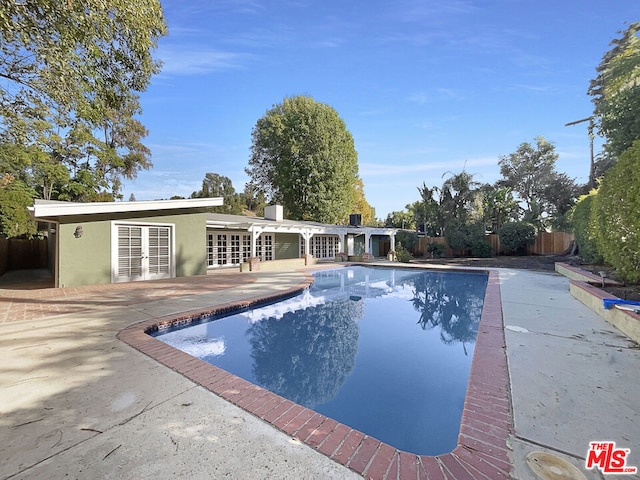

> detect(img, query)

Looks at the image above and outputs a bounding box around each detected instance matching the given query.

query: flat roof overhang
[29,198,224,221]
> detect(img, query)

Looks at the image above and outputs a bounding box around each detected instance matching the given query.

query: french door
[207,232,253,267]
[114,224,173,282]
[206,232,272,267]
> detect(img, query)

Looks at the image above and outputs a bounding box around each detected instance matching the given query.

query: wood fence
[416,231,574,257]
[0,238,49,276]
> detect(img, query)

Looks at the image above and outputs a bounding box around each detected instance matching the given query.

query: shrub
[471,240,492,258]
[426,242,445,258]
[498,222,535,254]
[395,230,417,253]
[570,192,602,263]
[444,219,484,253]
[395,242,413,263]
[591,141,640,283]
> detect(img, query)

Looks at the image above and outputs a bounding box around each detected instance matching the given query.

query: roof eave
[30,198,224,219]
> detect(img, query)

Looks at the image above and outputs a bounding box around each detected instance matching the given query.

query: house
[205,206,397,269]
[29,198,222,287]
[29,200,397,287]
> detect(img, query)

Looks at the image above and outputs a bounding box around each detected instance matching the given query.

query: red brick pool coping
[118,268,511,479]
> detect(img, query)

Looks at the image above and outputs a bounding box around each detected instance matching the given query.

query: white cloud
[311,39,344,48]
[416,121,434,130]
[181,0,266,16]
[511,84,557,94]
[407,88,463,104]
[395,0,478,21]
[360,156,498,177]
[158,46,250,75]
[407,92,430,104]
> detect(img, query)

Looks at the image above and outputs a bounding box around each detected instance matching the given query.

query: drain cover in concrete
[526,451,587,480]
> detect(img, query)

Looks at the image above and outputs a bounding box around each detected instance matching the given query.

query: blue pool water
[155,266,488,455]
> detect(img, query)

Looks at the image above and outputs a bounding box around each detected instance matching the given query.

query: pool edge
[117,268,512,480]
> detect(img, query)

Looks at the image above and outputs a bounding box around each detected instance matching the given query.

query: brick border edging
[118,268,512,479]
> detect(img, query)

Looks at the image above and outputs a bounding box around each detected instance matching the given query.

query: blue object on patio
[603,298,640,310]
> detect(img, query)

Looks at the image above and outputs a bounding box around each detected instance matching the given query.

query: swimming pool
[154,266,488,455]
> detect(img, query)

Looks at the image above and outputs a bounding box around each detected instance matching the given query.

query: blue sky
[124,1,638,219]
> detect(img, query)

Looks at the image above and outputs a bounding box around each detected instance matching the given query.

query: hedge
[591,140,640,282]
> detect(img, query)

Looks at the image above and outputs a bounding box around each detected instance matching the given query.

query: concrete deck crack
[1,385,200,480]
[509,327,638,349]
[511,434,585,462]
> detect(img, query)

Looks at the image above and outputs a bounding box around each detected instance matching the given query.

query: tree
[440,170,479,222]
[348,178,376,226]
[542,173,580,231]
[498,137,557,211]
[416,182,444,236]
[475,184,520,233]
[0,174,37,238]
[384,210,415,230]
[437,170,485,251]
[498,137,578,230]
[240,183,266,216]
[246,96,360,223]
[0,1,167,200]
[191,172,243,215]
[191,172,235,199]
[588,23,640,160]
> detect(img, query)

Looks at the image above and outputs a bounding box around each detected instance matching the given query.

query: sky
[123,0,639,219]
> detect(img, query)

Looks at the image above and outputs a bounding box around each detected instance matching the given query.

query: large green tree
[0,0,166,200]
[588,23,640,161]
[190,172,244,214]
[246,95,361,223]
[384,209,415,230]
[475,184,520,233]
[415,182,443,236]
[439,170,480,222]
[240,183,266,216]
[498,137,578,230]
[348,178,376,226]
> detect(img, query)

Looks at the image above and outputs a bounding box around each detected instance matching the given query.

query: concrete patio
[0,266,638,479]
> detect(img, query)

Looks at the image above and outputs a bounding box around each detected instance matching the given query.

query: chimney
[349,214,361,226]
[264,205,284,221]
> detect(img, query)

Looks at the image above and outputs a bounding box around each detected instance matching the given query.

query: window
[217,234,227,265]
[207,232,256,267]
[257,234,273,261]
[242,234,251,261]
[309,235,340,260]
[207,234,214,265]
[230,234,241,264]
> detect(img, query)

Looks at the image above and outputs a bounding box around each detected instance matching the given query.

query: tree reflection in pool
[156,266,488,455]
